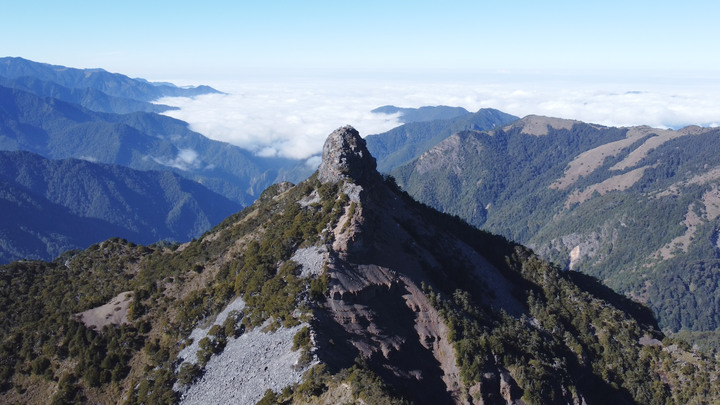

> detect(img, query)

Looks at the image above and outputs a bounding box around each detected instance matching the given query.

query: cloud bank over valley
[159,74,720,161]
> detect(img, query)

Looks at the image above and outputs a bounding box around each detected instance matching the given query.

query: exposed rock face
[171,125,613,404]
[317,125,380,185]
[311,127,528,403]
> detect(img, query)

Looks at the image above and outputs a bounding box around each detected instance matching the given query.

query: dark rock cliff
[317,125,381,186]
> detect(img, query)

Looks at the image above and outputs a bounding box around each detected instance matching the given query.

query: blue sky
[3,1,719,79]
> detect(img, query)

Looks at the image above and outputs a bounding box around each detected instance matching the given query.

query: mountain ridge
[390,115,720,344]
[0,56,717,401]
[371,105,471,124]
[0,57,221,101]
[2,125,717,404]
[0,74,178,114]
[365,107,519,172]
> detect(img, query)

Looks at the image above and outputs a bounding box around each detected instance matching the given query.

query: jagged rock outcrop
[313,127,469,403]
[317,125,381,185]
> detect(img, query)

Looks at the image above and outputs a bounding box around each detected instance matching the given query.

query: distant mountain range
[0,150,239,263]
[0,57,221,102]
[0,75,178,114]
[371,105,471,123]
[388,115,720,347]
[0,85,297,205]
[0,65,520,264]
[365,107,519,172]
[0,57,289,263]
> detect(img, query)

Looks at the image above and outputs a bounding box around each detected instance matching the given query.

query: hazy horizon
[156,71,720,161]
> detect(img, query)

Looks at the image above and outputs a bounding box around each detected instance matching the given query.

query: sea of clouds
[158,73,720,162]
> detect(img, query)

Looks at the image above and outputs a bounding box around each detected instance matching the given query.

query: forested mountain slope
[0,150,240,263]
[391,115,720,346]
[1,126,717,404]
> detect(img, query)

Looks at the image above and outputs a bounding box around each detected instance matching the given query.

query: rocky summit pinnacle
[317,125,379,185]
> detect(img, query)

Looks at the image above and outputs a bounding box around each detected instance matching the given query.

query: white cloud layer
[158,74,720,161]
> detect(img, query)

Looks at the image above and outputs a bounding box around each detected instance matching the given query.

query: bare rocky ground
[178,322,309,404]
[76,291,132,330]
[172,225,328,403]
[518,115,579,136]
[174,297,313,404]
[176,297,246,366]
[565,165,649,207]
[291,245,328,278]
